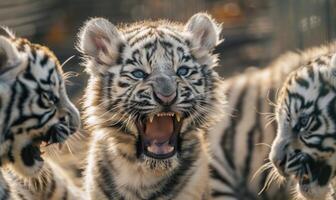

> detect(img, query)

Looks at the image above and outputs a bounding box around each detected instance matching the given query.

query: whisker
[255,143,272,149]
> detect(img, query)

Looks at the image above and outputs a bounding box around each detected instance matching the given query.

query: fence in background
[0,0,335,99]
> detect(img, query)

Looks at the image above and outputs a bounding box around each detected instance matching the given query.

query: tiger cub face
[270,53,336,200]
[80,14,225,173]
[0,28,80,177]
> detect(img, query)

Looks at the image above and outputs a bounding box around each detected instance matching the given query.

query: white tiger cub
[0,27,82,199]
[78,13,226,199]
[270,46,336,200]
[208,44,336,199]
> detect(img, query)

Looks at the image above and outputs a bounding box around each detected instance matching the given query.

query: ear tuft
[0,26,15,39]
[78,18,125,69]
[0,36,20,69]
[0,36,23,81]
[185,13,222,52]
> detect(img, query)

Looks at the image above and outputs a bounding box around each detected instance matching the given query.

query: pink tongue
[145,116,174,155]
[145,116,174,142]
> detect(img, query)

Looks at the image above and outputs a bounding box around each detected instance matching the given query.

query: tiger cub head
[0,28,80,177]
[270,52,336,200]
[79,13,225,173]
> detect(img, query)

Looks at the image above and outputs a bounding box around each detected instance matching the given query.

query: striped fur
[270,45,336,200]
[79,13,226,200]
[209,44,336,199]
[0,28,82,199]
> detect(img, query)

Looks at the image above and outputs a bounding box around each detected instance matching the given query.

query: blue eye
[131,69,147,79]
[299,114,310,127]
[177,66,190,76]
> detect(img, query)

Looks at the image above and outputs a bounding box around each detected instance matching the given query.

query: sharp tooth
[176,113,181,122]
[147,146,153,153]
[168,146,174,152]
[41,141,48,147]
[149,115,154,123]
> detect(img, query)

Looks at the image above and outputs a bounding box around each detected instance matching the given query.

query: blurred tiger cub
[209,44,336,200]
[270,47,336,200]
[0,28,82,199]
[78,13,226,199]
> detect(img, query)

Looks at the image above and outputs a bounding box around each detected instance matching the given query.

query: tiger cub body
[209,46,336,199]
[79,13,226,200]
[270,45,336,200]
[0,28,82,199]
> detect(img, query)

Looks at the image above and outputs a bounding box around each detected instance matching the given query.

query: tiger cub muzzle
[272,149,334,197]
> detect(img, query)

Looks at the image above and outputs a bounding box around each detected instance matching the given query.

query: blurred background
[1,0,335,102]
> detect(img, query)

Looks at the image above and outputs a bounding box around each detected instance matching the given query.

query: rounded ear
[0,36,22,80]
[77,18,126,74]
[184,13,222,52]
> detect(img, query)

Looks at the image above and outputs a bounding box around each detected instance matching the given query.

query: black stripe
[129,32,152,47]
[96,148,121,199]
[295,77,309,89]
[3,83,17,131]
[307,67,315,81]
[242,78,261,186]
[46,176,56,198]
[17,193,28,200]
[209,163,233,188]
[40,54,49,66]
[118,81,130,88]
[211,190,235,197]
[116,43,125,65]
[221,81,248,170]
[62,189,68,200]
[106,73,114,100]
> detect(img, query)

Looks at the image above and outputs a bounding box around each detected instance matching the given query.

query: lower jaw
[297,182,331,200]
[137,131,180,160]
[142,154,179,173]
[143,149,177,160]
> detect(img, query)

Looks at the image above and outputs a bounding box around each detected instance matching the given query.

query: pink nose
[155,92,176,104]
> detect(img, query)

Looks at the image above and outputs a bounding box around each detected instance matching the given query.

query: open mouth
[292,154,332,188]
[136,112,183,159]
[22,124,72,166]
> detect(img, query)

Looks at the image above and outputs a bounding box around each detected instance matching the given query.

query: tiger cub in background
[79,13,226,199]
[270,47,336,200]
[209,45,336,199]
[0,28,82,199]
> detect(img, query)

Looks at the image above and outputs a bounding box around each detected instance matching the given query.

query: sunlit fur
[208,45,336,199]
[79,13,226,200]
[270,44,336,200]
[0,28,82,199]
